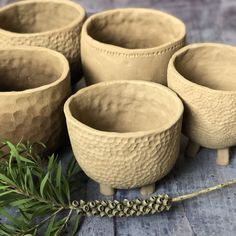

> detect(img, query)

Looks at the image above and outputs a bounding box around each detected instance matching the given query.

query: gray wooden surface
[1,0,236,235]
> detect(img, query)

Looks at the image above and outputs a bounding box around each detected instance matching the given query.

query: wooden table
[1,0,236,235]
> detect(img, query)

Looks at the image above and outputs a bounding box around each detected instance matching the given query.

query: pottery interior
[174,45,236,91]
[0,1,79,33]
[86,9,183,49]
[0,0,86,83]
[0,47,71,153]
[81,8,186,85]
[167,43,236,164]
[64,80,183,195]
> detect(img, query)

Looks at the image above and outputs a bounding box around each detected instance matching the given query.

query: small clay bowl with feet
[168,43,236,166]
[81,8,186,85]
[0,46,71,153]
[64,80,183,196]
[0,0,86,83]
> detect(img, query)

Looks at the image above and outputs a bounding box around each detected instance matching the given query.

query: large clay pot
[81,8,186,85]
[0,0,86,83]
[168,43,236,166]
[0,46,71,153]
[64,80,183,196]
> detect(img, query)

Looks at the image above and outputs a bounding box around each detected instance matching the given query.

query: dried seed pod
[97,205,105,212]
[73,180,236,217]
[89,201,96,208]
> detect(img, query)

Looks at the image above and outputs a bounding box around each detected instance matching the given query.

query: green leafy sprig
[0,141,85,236]
[0,141,236,236]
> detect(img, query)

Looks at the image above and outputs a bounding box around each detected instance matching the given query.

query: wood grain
[1,0,236,235]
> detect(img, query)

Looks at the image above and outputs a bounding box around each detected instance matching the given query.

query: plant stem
[21,207,64,234]
[172,179,236,203]
[0,180,62,209]
[55,208,74,235]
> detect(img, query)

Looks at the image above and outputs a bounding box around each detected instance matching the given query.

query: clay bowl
[0,0,86,83]
[64,80,183,196]
[168,43,236,166]
[0,46,71,153]
[81,8,186,85]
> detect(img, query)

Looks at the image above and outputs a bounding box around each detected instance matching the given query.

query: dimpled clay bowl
[64,80,183,196]
[0,0,86,83]
[168,43,236,166]
[0,46,71,153]
[81,8,186,85]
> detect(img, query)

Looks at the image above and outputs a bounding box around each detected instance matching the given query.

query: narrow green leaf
[26,167,35,193]
[0,229,12,236]
[6,141,20,157]
[10,198,32,207]
[0,186,9,190]
[44,215,56,236]
[56,162,62,189]
[71,215,82,236]
[40,173,49,197]
[48,155,55,171]
[18,156,35,164]
[0,190,15,197]
[0,224,14,236]
[0,173,16,186]
[62,176,70,203]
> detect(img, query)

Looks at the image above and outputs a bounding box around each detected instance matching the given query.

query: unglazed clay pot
[168,43,236,166]
[64,80,183,196]
[0,46,70,153]
[81,8,186,85]
[0,0,86,83]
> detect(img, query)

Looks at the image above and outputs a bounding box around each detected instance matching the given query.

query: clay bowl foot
[140,183,156,196]
[99,183,156,196]
[99,184,115,196]
[185,140,230,166]
[185,140,200,158]
[217,148,230,166]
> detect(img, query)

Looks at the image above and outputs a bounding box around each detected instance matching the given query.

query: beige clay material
[64,80,183,196]
[0,0,86,83]
[81,8,186,85]
[0,46,71,153]
[167,43,236,166]
[185,140,200,158]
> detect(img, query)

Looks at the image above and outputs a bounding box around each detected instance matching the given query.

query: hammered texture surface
[0,48,71,152]
[67,120,182,188]
[0,0,86,80]
[168,66,236,149]
[81,9,185,85]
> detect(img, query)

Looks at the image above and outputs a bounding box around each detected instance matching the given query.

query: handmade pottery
[0,0,86,83]
[167,43,236,166]
[81,8,186,85]
[64,80,183,196]
[0,46,71,152]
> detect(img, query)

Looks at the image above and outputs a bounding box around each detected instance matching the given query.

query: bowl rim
[0,0,86,37]
[64,80,184,137]
[0,46,70,96]
[168,42,236,94]
[82,8,186,55]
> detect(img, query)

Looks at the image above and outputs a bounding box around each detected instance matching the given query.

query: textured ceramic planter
[0,0,86,83]
[0,46,71,153]
[168,43,236,166]
[64,80,183,196]
[81,8,186,85]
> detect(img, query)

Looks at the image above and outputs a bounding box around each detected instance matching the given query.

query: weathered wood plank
[1,1,236,236]
[114,174,194,236]
[78,180,115,236]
